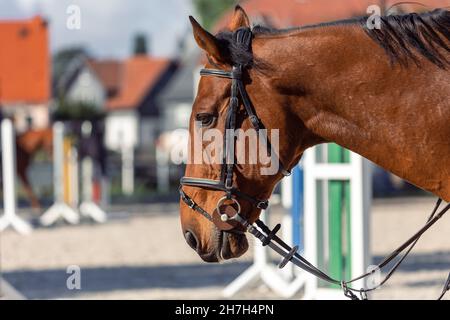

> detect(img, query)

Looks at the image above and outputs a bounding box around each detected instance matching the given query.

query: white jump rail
[0,120,29,300]
[0,119,32,234]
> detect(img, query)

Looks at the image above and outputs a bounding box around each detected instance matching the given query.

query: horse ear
[228,5,250,31]
[189,16,223,63]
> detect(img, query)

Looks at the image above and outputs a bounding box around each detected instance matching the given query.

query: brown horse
[180,6,450,263]
[15,128,53,210]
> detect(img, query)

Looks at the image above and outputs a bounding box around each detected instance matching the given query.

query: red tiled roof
[87,56,171,110]
[0,16,50,105]
[215,0,450,31]
[86,59,122,94]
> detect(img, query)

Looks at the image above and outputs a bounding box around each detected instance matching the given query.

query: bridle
[180,27,291,232]
[179,27,450,300]
[179,63,291,230]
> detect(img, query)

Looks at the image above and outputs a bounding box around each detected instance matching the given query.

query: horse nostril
[185,231,198,250]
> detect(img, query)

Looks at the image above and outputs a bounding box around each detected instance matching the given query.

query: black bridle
[179,27,450,300]
[180,65,290,225]
[180,28,290,231]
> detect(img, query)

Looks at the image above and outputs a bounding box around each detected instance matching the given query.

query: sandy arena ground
[1,197,449,300]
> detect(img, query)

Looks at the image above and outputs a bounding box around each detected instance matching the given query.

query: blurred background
[0,0,449,300]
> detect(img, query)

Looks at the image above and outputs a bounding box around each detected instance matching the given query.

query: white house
[59,55,177,152]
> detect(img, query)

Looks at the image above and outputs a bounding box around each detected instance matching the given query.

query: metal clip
[360,290,368,300]
[341,282,359,300]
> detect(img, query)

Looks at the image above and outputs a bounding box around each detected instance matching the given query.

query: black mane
[216,9,450,68]
[361,9,450,68]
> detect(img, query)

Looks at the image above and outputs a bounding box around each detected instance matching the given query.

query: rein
[179,27,450,300]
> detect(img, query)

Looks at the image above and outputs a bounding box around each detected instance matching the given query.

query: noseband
[179,28,450,300]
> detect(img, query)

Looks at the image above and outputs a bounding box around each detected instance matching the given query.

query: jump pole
[78,121,106,223]
[40,122,79,226]
[156,141,170,193]
[0,119,29,299]
[121,144,134,196]
[0,119,32,234]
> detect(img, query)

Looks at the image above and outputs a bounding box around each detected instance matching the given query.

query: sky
[0,0,196,58]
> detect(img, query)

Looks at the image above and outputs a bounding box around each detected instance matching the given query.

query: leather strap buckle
[225,173,233,190]
[249,115,260,129]
[230,96,239,107]
[186,198,195,209]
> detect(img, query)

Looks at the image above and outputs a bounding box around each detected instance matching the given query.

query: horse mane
[361,9,450,68]
[217,9,450,69]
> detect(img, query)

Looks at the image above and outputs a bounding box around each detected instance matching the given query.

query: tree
[133,33,148,55]
[192,0,237,30]
[53,99,104,121]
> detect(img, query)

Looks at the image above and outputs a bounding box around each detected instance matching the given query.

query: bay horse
[179,6,450,266]
[15,128,53,210]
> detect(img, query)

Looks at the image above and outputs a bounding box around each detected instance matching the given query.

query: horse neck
[253,25,450,200]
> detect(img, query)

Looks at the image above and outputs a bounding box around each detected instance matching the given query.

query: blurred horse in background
[15,128,53,210]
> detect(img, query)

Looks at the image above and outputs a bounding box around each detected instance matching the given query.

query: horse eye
[195,113,216,127]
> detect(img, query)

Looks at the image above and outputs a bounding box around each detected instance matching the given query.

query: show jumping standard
[179,6,450,299]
